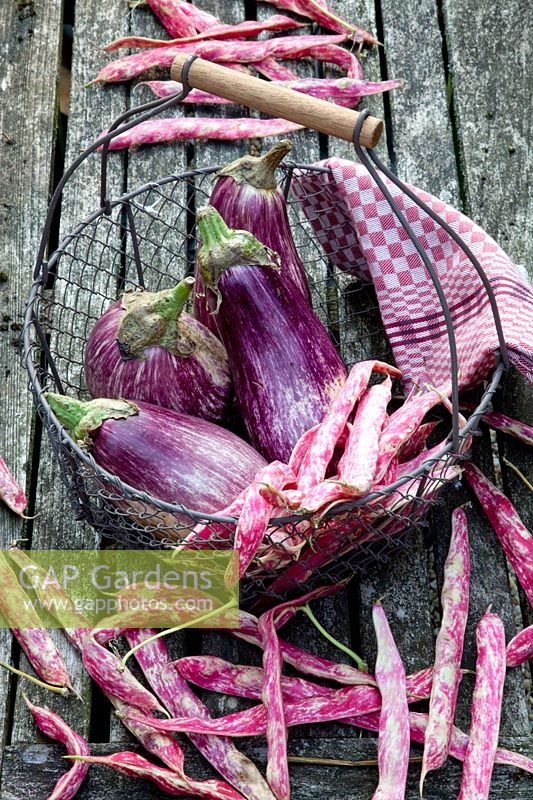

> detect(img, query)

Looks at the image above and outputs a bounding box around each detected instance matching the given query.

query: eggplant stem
[0,659,69,696]
[119,596,238,671]
[300,604,368,672]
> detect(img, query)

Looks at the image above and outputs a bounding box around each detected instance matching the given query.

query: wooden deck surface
[0,0,532,797]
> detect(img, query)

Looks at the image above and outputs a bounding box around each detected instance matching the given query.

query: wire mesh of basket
[22,66,507,607]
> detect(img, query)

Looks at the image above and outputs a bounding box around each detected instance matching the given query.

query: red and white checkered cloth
[292,159,533,392]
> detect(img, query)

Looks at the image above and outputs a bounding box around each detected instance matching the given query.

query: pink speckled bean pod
[105,16,306,50]
[374,390,441,483]
[289,423,341,477]
[93,34,346,83]
[420,507,470,792]
[12,628,73,692]
[371,603,409,800]
[139,76,402,108]
[253,58,300,82]
[178,490,246,549]
[128,670,432,737]
[81,633,166,715]
[114,691,270,800]
[338,377,392,494]
[169,0,218,31]
[298,360,401,493]
[71,751,245,800]
[479,410,533,446]
[169,660,533,778]
[233,462,296,581]
[145,0,196,37]
[176,655,434,708]
[124,628,275,800]
[234,611,389,688]
[0,554,73,691]
[114,699,185,775]
[305,43,363,79]
[458,609,506,800]
[258,607,289,800]
[256,584,339,800]
[103,117,304,150]
[353,711,533,775]
[175,655,328,702]
[506,624,533,667]
[24,696,90,800]
[464,462,533,606]
[397,420,439,463]
[261,0,376,43]
[0,456,26,514]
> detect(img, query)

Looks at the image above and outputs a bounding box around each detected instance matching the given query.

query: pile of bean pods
[2,457,533,799]
[90,0,404,148]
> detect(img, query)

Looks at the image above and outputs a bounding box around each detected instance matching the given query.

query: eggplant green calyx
[214,140,292,190]
[117,277,195,359]
[197,206,279,313]
[46,393,138,449]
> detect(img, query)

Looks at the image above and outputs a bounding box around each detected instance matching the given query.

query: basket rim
[22,163,504,533]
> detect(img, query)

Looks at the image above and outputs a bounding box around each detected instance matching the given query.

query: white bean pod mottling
[421,507,470,790]
[371,603,409,800]
[458,609,506,800]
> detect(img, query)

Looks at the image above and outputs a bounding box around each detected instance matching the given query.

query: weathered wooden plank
[442,0,532,266]
[3,737,533,800]
[0,0,63,758]
[10,0,130,743]
[380,0,458,205]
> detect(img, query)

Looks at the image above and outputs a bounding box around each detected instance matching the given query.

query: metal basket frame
[22,57,509,602]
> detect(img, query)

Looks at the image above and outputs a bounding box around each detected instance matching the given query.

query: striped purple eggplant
[196,206,347,463]
[46,394,266,524]
[84,277,231,423]
[194,142,311,334]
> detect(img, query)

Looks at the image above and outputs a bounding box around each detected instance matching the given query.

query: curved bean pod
[24,696,90,800]
[464,463,533,606]
[124,629,275,800]
[506,624,533,667]
[0,554,72,691]
[71,751,245,800]
[105,16,306,50]
[81,634,167,716]
[298,360,401,493]
[371,603,409,800]
[421,507,470,791]
[145,0,197,37]
[479,410,533,447]
[458,610,506,800]
[374,390,440,483]
[93,34,346,84]
[232,462,296,582]
[0,456,26,514]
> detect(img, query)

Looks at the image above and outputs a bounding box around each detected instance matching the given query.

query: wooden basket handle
[171,54,383,149]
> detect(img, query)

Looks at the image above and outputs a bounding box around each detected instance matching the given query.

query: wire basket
[22,69,507,607]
